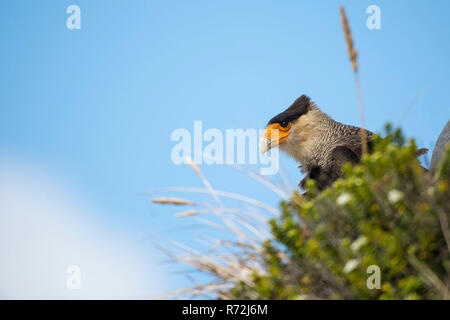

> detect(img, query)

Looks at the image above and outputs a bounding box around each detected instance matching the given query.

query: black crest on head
[268,95,311,125]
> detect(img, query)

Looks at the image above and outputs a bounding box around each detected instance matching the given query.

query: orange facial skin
[264,122,291,144]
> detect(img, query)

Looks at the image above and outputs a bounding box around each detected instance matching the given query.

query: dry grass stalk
[153,187,279,216]
[152,197,196,206]
[340,5,368,155]
[185,156,224,208]
[355,74,368,155]
[340,5,357,72]
[176,210,199,217]
[397,84,431,126]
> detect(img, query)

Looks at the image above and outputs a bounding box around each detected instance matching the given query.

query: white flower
[387,189,404,204]
[238,267,252,282]
[343,259,360,274]
[351,236,368,252]
[336,192,352,206]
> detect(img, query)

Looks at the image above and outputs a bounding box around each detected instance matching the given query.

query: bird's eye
[280,121,289,128]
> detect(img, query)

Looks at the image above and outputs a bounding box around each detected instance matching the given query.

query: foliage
[230,126,450,299]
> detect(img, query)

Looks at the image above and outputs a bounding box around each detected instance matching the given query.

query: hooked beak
[259,123,291,154]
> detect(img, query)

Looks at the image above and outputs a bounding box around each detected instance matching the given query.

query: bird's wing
[330,146,360,181]
[332,146,360,166]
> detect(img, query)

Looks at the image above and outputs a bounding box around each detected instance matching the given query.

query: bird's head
[260,95,314,154]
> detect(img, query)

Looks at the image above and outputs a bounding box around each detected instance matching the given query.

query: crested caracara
[259,95,426,190]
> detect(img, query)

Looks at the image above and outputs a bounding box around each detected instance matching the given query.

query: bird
[259,94,427,191]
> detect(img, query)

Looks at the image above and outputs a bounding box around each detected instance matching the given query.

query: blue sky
[0,0,449,298]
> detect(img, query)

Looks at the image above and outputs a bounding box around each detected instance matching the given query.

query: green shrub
[231,126,450,299]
